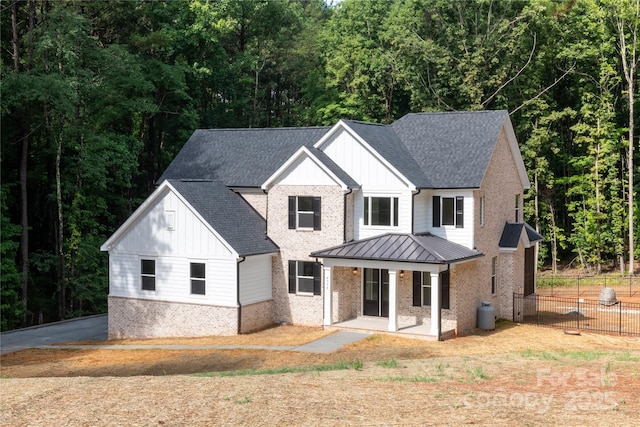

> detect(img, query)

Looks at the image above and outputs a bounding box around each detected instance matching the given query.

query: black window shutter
[288,260,296,293]
[432,196,441,227]
[313,197,321,230]
[456,196,464,228]
[313,262,322,295]
[412,271,421,307]
[288,196,296,229]
[440,270,450,309]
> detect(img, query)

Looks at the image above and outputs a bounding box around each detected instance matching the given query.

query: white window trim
[363,194,400,228]
[421,272,432,307]
[189,261,207,296]
[296,196,315,230]
[140,258,157,292]
[296,261,315,295]
[479,196,485,227]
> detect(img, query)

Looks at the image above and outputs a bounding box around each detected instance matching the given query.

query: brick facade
[268,184,346,325]
[108,296,238,339]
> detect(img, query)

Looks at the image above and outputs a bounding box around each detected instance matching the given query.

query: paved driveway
[0,314,108,355]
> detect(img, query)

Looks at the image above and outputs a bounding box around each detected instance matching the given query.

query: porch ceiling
[310,233,483,264]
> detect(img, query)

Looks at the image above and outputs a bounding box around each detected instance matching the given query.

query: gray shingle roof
[168,179,279,256]
[159,127,330,187]
[160,110,509,190]
[311,233,483,264]
[499,222,544,248]
[392,110,509,188]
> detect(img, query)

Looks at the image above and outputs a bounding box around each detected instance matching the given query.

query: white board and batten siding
[320,129,414,240]
[107,187,239,307]
[413,190,475,249]
[239,253,273,305]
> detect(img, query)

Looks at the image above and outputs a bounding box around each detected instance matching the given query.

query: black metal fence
[513,293,640,336]
[536,275,639,298]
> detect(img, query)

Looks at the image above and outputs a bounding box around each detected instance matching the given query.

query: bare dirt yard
[2,322,640,426]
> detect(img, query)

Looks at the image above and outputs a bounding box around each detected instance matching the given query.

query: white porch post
[388,270,398,332]
[430,272,440,337]
[323,266,332,326]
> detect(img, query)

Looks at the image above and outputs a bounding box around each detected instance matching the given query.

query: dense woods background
[1,0,638,330]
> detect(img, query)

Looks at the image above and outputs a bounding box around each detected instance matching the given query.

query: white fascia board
[314,120,416,191]
[100,180,239,258]
[503,116,531,190]
[261,146,350,191]
[100,180,172,251]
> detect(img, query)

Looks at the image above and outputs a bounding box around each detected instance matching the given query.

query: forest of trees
[1,0,638,330]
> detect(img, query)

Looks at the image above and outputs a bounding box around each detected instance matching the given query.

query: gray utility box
[477,301,495,330]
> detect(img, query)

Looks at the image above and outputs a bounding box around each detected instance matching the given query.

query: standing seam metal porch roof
[311,233,483,264]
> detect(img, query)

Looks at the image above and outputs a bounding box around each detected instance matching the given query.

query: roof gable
[101,180,279,256]
[499,222,543,250]
[261,146,359,190]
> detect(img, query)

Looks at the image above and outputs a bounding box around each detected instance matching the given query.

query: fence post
[577,298,580,330]
[620,301,622,335]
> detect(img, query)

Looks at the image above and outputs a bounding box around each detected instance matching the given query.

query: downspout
[411,189,422,235]
[237,256,246,334]
[343,188,353,243]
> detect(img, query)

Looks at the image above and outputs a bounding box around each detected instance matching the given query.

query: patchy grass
[194,360,363,377]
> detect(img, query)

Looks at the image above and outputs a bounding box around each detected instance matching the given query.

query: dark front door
[363,269,389,317]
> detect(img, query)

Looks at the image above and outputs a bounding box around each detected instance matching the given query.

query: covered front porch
[311,233,483,340]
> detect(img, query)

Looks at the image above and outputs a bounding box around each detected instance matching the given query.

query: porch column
[430,272,440,337]
[388,270,398,332]
[323,266,332,326]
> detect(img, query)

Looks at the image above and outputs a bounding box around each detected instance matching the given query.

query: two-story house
[101,110,542,340]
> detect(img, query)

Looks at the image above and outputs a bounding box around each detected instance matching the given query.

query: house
[101,110,543,340]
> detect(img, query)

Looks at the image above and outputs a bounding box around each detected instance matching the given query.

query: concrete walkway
[1,315,370,355]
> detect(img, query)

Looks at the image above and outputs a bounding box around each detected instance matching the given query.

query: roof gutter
[237,256,246,334]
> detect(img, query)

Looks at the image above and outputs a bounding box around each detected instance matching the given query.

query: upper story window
[479,196,485,227]
[190,262,206,295]
[515,194,521,223]
[288,260,321,295]
[141,259,156,291]
[432,196,464,228]
[364,196,399,227]
[289,196,321,230]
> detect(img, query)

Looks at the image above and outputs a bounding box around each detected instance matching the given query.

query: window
[432,196,464,228]
[491,257,497,295]
[288,260,321,295]
[289,196,321,230]
[515,194,521,223]
[479,196,485,227]
[364,196,399,226]
[412,271,450,309]
[190,262,206,295]
[141,259,156,291]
